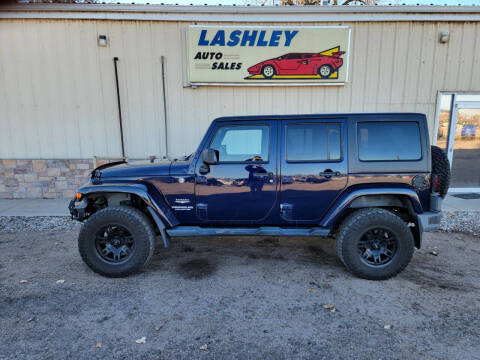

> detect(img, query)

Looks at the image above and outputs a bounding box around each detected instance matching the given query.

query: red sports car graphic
[246,47,345,80]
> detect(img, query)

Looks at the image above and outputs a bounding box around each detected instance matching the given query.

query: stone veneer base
[0,159,97,199]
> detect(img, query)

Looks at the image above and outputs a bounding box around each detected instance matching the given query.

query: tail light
[432,174,440,193]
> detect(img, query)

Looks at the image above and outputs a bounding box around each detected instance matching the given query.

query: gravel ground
[0,220,479,359]
[0,216,80,233]
[440,211,480,236]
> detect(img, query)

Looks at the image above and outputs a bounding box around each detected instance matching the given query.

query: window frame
[285,122,344,163]
[208,123,271,164]
[356,121,424,163]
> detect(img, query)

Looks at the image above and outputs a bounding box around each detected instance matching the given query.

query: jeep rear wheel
[336,208,414,280]
[78,206,155,277]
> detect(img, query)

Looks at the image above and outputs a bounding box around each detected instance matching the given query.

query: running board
[166,226,331,237]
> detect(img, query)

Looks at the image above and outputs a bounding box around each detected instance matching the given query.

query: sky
[103,0,479,5]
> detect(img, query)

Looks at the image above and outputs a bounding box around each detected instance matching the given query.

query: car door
[195,120,277,223]
[298,54,315,75]
[279,118,348,223]
[277,53,303,72]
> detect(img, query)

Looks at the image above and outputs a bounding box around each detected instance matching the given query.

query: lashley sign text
[198,30,299,47]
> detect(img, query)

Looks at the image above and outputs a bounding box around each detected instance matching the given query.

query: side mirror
[202,148,219,165]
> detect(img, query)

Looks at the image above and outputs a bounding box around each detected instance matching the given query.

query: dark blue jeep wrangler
[69,113,450,280]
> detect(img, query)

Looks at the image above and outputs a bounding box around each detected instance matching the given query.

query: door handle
[199,164,210,175]
[252,173,267,178]
[319,170,341,178]
[252,172,274,178]
[253,173,266,178]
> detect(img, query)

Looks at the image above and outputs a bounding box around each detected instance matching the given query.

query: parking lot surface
[1,230,479,360]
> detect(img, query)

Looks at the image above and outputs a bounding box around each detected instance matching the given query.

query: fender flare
[320,187,423,228]
[77,182,179,229]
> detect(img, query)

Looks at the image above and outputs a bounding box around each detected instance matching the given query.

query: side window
[358,122,422,161]
[303,54,312,58]
[210,125,270,162]
[286,123,341,162]
[286,53,302,59]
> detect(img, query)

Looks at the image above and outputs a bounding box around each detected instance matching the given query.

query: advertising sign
[187,25,350,85]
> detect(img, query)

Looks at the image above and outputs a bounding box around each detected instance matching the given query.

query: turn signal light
[75,192,82,201]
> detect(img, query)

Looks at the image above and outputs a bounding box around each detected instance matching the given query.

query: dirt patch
[307,245,331,259]
[246,250,286,261]
[177,258,216,279]
[256,237,279,246]
[402,269,472,292]
[183,245,195,252]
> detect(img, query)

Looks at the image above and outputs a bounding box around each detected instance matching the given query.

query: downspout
[161,56,169,159]
[113,57,126,158]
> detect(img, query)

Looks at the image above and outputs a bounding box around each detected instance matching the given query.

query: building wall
[0,159,92,199]
[1,16,479,198]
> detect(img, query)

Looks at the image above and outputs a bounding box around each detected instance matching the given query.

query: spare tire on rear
[431,145,450,198]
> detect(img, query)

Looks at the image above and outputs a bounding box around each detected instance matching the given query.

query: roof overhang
[1,4,480,22]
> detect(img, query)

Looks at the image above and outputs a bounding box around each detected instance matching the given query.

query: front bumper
[68,198,88,221]
[247,65,261,74]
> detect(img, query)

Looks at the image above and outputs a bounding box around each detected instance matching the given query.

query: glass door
[436,93,480,191]
[435,94,453,152]
[449,100,480,190]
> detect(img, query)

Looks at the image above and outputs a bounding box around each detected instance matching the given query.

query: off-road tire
[336,208,414,280]
[431,145,450,198]
[78,206,156,278]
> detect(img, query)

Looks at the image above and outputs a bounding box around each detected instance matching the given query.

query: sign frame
[186,24,351,87]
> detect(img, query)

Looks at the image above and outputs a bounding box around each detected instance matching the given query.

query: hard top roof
[214,113,426,122]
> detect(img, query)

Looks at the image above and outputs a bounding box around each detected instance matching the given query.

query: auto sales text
[194,52,242,70]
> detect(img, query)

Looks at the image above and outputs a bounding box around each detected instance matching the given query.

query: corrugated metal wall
[1,19,479,159]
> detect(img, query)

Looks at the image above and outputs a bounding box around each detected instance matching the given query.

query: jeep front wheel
[78,206,156,277]
[335,208,414,280]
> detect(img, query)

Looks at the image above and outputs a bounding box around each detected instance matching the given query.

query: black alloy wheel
[94,224,135,264]
[357,228,398,267]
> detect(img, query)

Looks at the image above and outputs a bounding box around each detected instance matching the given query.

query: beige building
[0,3,479,198]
